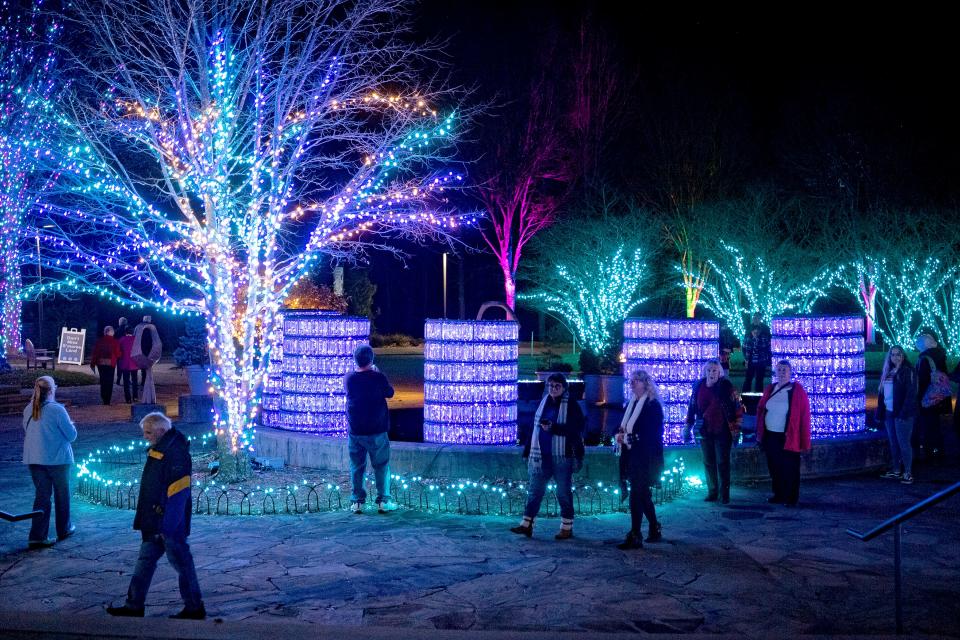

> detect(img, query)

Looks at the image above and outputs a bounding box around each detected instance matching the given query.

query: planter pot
[185,365,210,396]
[583,374,624,406]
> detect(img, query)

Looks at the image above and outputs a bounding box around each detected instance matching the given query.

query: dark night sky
[356,4,960,335]
[32,4,960,340]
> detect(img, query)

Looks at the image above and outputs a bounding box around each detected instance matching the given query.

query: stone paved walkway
[1,403,959,637]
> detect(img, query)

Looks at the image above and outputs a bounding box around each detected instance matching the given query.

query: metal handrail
[846,480,960,634]
[0,509,43,523]
[847,480,960,541]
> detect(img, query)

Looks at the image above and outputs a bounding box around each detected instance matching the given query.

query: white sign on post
[57,328,87,366]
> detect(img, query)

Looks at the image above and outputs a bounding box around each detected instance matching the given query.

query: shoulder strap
[924,355,937,373]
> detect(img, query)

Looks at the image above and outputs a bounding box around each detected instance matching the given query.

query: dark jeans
[97,365,115,404]
[348,433,391,504]
[763,431,801,504]
[28,464,72,542]
[701,431,732,500]
[126,535,203,611]
[742,362,766,393]
[627,480,657,535]
[121,369,139,403]
[884,415,914,475]
[524,458,574,520]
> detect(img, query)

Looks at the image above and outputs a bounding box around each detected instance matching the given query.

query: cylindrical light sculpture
[622,318,720,445]
[261,310,370,436]
[770,315,866,437]
[423,319,519,444]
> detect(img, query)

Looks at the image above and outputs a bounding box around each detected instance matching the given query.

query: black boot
[106,605,144,617]
[645,521,662,543]
[616,531,643,550]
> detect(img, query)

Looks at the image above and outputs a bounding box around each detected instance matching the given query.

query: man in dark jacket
[107,413,204,619]
[915,334,952,458]
[345,344,395,514]
[741,314,771,393]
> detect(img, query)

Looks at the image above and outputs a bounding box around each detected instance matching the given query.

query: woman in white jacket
[23,376,77,548]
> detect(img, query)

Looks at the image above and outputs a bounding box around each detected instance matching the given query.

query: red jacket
[755,381,812,453]
[89,335,121,368]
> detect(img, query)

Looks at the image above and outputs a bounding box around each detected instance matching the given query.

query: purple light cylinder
[622,318,720,445]
[770,315,866,438]
[423,319,519,444]
[261,310,370,436]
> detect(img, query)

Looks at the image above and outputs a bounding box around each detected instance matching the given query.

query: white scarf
[530,392,568,470]
[620,394,648,435]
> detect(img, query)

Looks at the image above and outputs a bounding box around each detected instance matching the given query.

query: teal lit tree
[27,0,472,479]
[519,192,655,363]
[830,207,960,354]
[839,256,960,356]
[0,0,59,354]
[689,240,835,335]
[677,194,836,335]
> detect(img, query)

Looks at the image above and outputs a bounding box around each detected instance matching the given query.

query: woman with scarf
[510,373,585,540]
[615,369,665,550]
[755,360,812,506]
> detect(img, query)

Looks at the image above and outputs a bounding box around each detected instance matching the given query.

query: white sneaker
[350,502,363,514]
[377,501,397,513]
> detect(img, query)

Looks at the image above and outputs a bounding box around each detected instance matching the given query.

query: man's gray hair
[140,411,171,432]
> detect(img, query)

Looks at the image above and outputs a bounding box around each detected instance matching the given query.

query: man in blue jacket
[107,413,205,619]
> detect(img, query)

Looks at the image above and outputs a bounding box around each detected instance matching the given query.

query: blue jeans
[28,464,72,542]
[126,535,203,610]
[885,415,914,475]
[524,458,574,520]
[348,433,391,504]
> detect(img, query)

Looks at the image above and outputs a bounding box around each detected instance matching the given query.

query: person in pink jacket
[755,360,812,506]
[117,324,139,403]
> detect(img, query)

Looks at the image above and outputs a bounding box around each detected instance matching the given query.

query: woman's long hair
[879,346,908,391]
[31,376,55,421]
[629,369,661,403]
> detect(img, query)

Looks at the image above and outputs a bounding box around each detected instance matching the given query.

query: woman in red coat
[89,326,122,405]
[755,360,811,506]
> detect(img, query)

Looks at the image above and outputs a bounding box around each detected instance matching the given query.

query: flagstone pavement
[0,403,958,638]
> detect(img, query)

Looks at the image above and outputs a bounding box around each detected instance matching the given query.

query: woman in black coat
[615,369,665,550]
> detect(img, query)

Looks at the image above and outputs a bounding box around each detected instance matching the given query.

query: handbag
[922,356,953,408]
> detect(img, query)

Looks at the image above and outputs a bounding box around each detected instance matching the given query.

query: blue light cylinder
[770,315,866,437]
[261,310,370,436]
[622,318,720,445]
[423,319,519,444]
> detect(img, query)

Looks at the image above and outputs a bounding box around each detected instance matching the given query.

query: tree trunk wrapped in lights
[25,0,473,480]
[0,2,59,355]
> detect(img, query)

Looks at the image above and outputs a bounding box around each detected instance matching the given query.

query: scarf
[619,393,648,450]
[529,392,568,471]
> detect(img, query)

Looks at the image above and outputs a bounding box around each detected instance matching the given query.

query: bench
[24,339,55,370]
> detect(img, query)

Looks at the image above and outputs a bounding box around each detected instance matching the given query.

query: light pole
[442,252,448,319]
[36,234,43,348]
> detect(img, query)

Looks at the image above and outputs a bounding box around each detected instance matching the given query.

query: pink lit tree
[478,76,571,310]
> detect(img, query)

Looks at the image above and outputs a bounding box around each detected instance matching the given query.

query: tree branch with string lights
[27,0,474,479]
